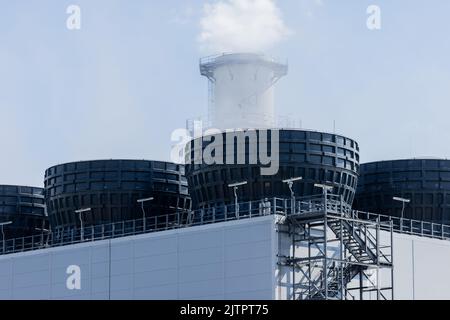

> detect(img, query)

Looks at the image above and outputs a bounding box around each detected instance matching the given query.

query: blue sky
[1,0,450,186]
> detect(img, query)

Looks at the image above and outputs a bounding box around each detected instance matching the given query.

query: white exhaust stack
[200,53,288,130]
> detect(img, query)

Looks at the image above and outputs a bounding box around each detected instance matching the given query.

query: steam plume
[198,0,291,54]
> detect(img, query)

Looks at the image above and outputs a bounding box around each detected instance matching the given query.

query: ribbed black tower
[0,185,48,240]
[44,160,191,231]
[354,159,450,224]
[185,129,360,209]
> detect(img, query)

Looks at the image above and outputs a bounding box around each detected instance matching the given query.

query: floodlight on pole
[314,184,334,192]
[228,181,248,218]
[315,184,334,212]
[0,221,12,253]
[75,208,92,241]
[283,177,303,197]
[393,197,411,203]
[228,181,248,188]
[282,177,303,183]
[393,197,410,220]
[35,227,51,246]
[283,177,303,214]
[137,197,154,231]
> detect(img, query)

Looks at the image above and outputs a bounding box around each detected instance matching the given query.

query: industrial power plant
[1,52,450,300]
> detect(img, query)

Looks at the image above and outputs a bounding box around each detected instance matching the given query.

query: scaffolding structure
[278,193,394,300]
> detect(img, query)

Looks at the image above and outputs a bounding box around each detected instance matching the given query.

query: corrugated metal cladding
[44,160,191,231]
[0,216,277,300]
[1,216,450,299]
[0,185,48,240]
[186,129,360,209]
[355,159,450,224]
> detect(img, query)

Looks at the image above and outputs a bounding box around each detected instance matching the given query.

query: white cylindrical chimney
[200,53,288,130]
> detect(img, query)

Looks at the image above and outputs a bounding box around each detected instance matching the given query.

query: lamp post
[0,221,12,253]
[393,197,410,219]
[35,227,51,247]
[137,197,154,232]
[393,197,410,232]
[228,181,248,218]
[75,208,92,241]
[314,183,334,211]
[283,177,303,215]
[315,184,334,196]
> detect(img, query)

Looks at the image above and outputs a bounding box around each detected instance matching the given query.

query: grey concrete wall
[0,216,277,300]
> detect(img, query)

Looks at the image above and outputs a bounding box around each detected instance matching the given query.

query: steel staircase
[328,219,378,264]
[279,194,394,300]
[309,217,392,299]
[310,263,365,300]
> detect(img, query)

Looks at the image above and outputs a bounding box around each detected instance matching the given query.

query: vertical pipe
[308,225,312,299]
[291,184,295,215]
[1,225,4,254]
[141,202,146,232]
[343,220,348,299]
[376,217,381,300]
[79,213,84,242]
[340,217,344,300]
[365,224,368,252]
[234,187,239,219]
[359,271,364,300]
[390,220,395,300]
[324,189,328,300]
[376,266,380,300]
[292,225,296,300]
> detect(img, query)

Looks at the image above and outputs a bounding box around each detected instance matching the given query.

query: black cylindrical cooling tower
[185,129,360,209]
[354,159,450,224]
[44,160,191,231]
[0,185,48,240]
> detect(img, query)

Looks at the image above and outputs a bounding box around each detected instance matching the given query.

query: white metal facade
[0,216,277,300]
[1,215,450,300]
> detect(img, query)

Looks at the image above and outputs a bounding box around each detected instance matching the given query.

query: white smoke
[198,0,291,54]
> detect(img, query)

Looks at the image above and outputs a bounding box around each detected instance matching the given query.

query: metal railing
[0,197,286,256]
[293,194,450,240]
[351,209,450,240]
[1,194,450,256]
